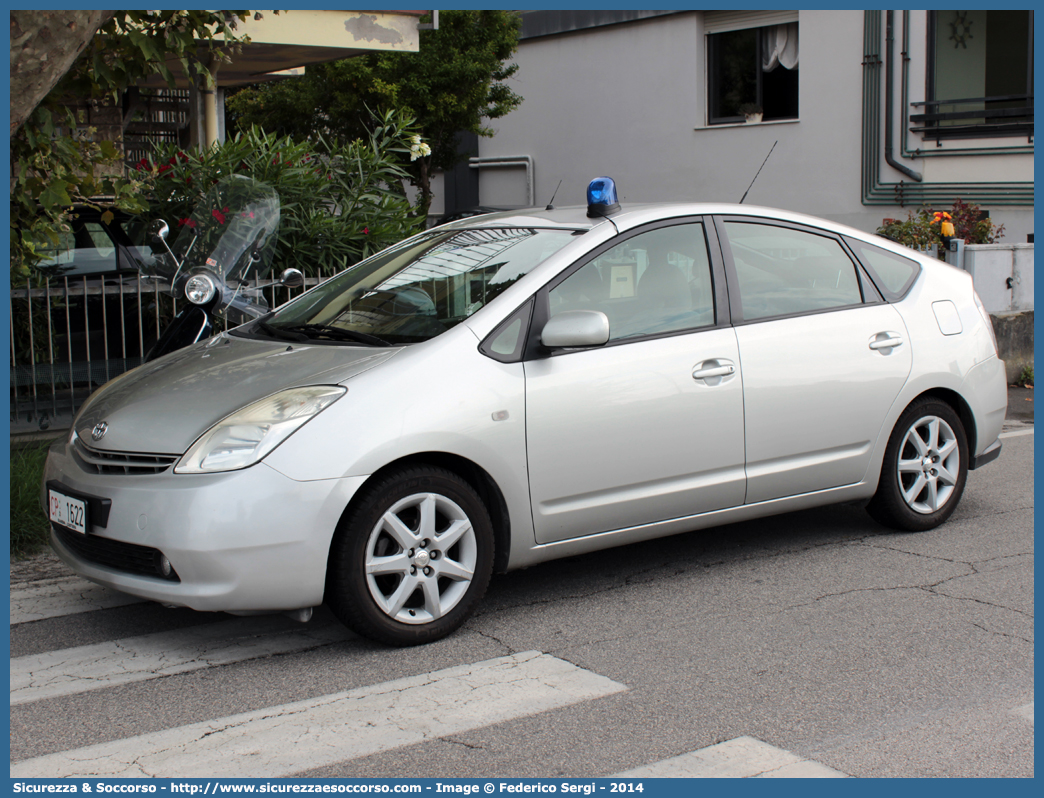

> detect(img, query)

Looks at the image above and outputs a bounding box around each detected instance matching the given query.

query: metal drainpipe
[885,11,922,181]
[468,156,534,207]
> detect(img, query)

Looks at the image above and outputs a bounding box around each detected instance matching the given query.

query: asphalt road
[10,425,1033,779]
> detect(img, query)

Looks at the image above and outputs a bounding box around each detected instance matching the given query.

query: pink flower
[178,218,197,228]
[212,209,226,225]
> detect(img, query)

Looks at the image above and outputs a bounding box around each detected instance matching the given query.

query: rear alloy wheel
[867,399,968,532]
[326,466,494,646]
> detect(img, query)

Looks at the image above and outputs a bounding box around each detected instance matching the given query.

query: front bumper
[42,440,367,613]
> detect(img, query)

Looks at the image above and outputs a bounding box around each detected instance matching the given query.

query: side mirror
[540,310,610,348]
[279,268,305,289]
[149,219,169,243]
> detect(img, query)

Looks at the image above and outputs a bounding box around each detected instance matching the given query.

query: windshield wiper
[275,323,391,347]
[256,320,308,342]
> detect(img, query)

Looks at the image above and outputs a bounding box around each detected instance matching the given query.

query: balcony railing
[910,94,1034,141]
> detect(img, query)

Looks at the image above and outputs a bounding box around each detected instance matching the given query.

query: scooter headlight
[185,273,218,306]
[176,386,346,473]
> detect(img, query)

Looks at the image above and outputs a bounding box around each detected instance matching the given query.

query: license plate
[49,489,88,535]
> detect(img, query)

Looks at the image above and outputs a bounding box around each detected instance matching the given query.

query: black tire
[326,465,494,646]
[866,398,969,532]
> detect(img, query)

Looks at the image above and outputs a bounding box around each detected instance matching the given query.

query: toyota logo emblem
[91,422,108,441]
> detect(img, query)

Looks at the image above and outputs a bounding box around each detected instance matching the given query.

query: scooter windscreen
[146,175,281,288]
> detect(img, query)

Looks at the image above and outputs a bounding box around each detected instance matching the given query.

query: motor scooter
[144,175,304,360]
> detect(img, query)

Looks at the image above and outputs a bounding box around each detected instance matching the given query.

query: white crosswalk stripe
[999,427,1033,439]
[10,575,143,625]
[11,651,628,778]
[11,617,349,705]
[1012,701,1034,724]
[614,736,849,778]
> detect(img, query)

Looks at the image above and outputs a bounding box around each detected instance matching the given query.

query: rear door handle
[869,333,904,351]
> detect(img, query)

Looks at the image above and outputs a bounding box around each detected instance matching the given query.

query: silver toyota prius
[43,177,1007,646]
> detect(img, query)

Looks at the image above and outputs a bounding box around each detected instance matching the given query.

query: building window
[708,23,799,124]
[914,10,1033,140]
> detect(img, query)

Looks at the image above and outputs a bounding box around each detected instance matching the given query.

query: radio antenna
[739,141,778,204]
[546,179,563,210]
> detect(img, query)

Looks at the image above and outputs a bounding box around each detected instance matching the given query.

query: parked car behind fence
[10,208,323,432]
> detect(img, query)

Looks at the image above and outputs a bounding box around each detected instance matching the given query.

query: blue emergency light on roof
[586,177,621,218]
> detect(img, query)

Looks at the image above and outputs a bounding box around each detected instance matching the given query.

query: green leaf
[38,181,73,209]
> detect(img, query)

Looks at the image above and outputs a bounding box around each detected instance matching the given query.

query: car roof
[443,202,924,262]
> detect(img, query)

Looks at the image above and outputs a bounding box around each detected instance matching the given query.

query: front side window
[708,23,799,124]
[259,227,577,346]
[549,223,715,342]
[725,222,863,321]
[918,10,1034,140]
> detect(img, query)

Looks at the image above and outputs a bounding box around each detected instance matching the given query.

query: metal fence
[10,274,328,434]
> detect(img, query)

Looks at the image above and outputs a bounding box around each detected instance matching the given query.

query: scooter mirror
[149,219,170,243]
[279,268,305,289]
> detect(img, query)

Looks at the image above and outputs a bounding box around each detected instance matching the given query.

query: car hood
[73,334,401,454]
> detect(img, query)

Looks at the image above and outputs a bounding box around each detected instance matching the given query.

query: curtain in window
[761,22,798,71]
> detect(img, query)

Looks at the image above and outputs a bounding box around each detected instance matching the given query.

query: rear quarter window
[846,238,922,301]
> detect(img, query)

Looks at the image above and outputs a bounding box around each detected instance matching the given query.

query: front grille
[73,436,180,476]
[53,524,181,582]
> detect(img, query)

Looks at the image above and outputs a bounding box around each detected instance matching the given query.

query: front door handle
[692,364,735,379]
[692,358,737,386]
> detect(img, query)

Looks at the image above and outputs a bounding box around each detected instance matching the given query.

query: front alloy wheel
[326,466,494,646]
[867,398,968,532]
[365,492,478,624]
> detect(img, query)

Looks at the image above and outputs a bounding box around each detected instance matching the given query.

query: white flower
[410,135,422,145]
[409,139,431,161]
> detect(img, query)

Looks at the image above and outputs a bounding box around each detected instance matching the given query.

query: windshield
[256,226,578,345]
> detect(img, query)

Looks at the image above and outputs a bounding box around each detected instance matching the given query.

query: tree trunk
[415,158,433,220]
[10,10,115,135]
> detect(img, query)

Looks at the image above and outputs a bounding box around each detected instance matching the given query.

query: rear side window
[724,222,863,321]
[846,238,921,301]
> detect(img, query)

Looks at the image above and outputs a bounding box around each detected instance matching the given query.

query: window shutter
[704,10,798,34]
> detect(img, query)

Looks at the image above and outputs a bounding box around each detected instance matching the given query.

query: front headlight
[175,385,346,474]
[185,272,219,305]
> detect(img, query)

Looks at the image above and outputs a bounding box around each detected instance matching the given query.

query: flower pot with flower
[739,103,763,124]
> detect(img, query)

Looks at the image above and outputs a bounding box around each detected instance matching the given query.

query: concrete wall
[991,311,1034,384]
[475,10,1034,242]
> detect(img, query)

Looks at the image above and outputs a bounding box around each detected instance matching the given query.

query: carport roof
[142,9,425,87]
